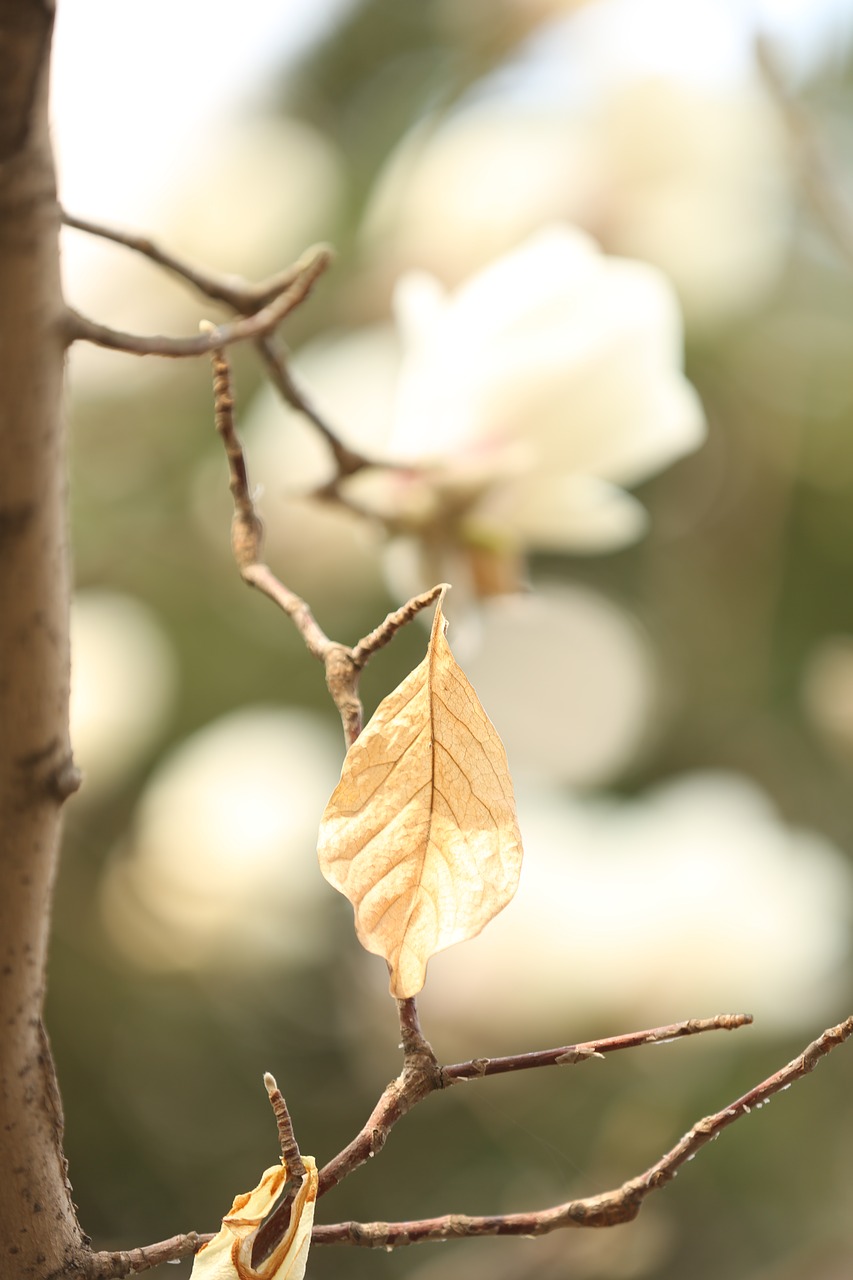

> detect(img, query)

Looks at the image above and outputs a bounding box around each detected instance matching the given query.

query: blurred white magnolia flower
[364,75,791,329]
[70,591,177,796]
[342,226,704,582]
[418,772,853,1041]
[462,584,657,787]
[99,707,342,971]
[228,228,702,600]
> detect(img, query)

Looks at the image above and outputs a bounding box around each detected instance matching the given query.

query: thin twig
[208,344,447,748]
[86,1014,852,1272]
[208,339,332,661]
[757,36,853,270]
[441,1013,753,1083]
[317,998,440,1199]
[264,1073,307,1182]
[352,586,447,667]
[65,245,332,357]
[82,1234,204,1278]
[62,209,303,312]
[316,1012,750,1197]
[254,1075,309,1268]
[62,209,371,473]
[311,1015,853,1248]
[256,332,370,476]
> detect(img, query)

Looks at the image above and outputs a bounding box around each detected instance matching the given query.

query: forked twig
[208,341,442,746]
[87,1014,852,1273]
[312,1014,853,1247]
[65,246,331,358]
[62,210,370,476]
[316,1012,751,1197]
[62,210,304,312]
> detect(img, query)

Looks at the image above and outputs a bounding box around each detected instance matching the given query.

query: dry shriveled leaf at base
[317,590,523,997]
[190,1159,318,1280]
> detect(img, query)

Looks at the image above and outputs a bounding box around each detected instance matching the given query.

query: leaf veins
[317,590,523,997]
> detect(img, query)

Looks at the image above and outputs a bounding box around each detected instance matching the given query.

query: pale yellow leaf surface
[190,1158,317,1280]
[317,591,523,997]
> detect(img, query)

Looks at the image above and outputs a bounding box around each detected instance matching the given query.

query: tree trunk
[0,2,85,1275]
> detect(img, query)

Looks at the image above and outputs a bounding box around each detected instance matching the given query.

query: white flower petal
[472,473,648,553]
[498,337,706,487]
[386,228,705,532]
[392,271,449,350]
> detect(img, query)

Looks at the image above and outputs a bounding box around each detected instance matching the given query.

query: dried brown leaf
[317,590,523,997]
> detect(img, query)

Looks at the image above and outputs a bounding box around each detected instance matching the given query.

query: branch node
[555,1047,605,1065]
[323,644,363,748]
[51,753,82,803]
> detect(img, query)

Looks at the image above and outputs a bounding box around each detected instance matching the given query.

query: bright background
[50,3,853,1278]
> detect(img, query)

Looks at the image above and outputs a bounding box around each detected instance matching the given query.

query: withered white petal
[191,1159,317,1280]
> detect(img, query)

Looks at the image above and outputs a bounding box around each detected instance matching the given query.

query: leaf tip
[431,582,452,638]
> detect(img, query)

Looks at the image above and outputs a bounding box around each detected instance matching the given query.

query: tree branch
[440,1013,753,1083]
[64,245,332,357]
[62,210,305,312]
[101,1014,852,1271]
[255,332,370,477]
[81,1235,204,1279]
[208,341,443,748]
[252,1075,309,1269]
[317,998,440,1199]
[62,209,371,475]
[351,586,447,668]
[315,1012,751,1198]
[263,1073,307,1183]
[757,36,853,271]
[311,1014,853,1248]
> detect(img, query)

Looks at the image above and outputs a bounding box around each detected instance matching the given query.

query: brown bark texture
[0,1,85,1276]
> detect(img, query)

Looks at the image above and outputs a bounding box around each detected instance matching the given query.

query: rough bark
[0,2,86,1275]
